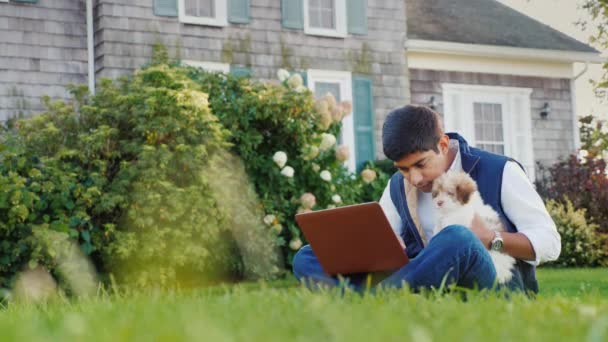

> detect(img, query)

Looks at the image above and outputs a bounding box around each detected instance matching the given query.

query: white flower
[297,207,313,215]
[302,145,320,161]
[578,149,589,161]
[277,68,290,82]
[332,194,342,204]
[281,166,295,178]
[320,170,332,182]
[273,151,287,168]
[340,101,352,116]
[335,145,350,162]
[312,163,321,173]
[271,224,283,233]
[319,133,337,151]
[295,85,308,93]
[289,238,303,250]
[263,214,276,226]
[326,204,336,209]
[361,169,377,184]
[300,192,316,209]
[287,73,303,89]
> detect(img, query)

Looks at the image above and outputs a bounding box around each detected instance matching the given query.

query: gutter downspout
[87,0,95,95]
[571,62,589,150]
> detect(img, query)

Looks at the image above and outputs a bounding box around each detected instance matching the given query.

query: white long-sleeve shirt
[379,145,561,266]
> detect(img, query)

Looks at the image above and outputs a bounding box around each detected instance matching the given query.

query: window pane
[315,82,341,102]
[186,0,214,18]
[309,0,335,29]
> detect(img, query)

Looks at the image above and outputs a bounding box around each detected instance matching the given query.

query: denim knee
[292,245,314,279]
[433,225,485,250]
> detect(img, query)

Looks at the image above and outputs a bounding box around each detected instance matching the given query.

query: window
[307,69,355,171]
[182,60,229,73]
[304,0,346,38]
[179,0,227,27]
[442,84,535,181]
[474,102,505,155]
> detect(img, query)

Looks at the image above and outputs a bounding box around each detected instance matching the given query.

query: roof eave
[406,39,604,64]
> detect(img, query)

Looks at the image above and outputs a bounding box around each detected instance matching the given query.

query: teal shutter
[281,0,303,30]
[228,0,251,24]
[12,0,38,3]
[352,76,375,170]
[230,66,252,78]
[154,0,177,17]
[347,0,367,35]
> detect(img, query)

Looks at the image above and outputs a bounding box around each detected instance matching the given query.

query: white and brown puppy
[431,171,515,284]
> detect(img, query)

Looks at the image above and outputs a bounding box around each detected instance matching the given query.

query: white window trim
[442,83,536,181]
[307,69,355,172]
[182,60,230,73]
[303,0,347,38]
[178,0,227,27]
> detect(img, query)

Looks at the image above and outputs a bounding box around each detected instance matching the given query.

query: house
[0,0,409,172]
[0,0,602,175]
[406,0,602,179]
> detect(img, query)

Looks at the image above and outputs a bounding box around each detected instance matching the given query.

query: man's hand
[470,213,494,249]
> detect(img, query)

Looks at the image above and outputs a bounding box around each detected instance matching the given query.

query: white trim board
[406,39,604,64]
[182,60,230,73]
[408,51,574,79]
[442,83,536,181]
[303,0,347,38]
[178,0,227,27]
[307,69,355,172]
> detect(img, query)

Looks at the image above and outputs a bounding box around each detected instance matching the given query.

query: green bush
[545,199,607,267]
[187,67,389,264]
[1,64,282,288]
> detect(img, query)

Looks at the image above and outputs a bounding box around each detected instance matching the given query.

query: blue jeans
[292,225,502,292]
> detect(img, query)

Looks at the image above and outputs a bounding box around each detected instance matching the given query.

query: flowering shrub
[188,67,389,264]
[1,64,284,288]
[545,200,607,267]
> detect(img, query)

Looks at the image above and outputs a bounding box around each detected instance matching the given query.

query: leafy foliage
[186,67,388,264]
[0,65,279,288]
[545,200,607,267]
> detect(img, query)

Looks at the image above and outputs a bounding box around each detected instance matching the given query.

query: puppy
[431,171,515,284]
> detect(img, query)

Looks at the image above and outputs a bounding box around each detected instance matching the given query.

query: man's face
[393,135,450,193]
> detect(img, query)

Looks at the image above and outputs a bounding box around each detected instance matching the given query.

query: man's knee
[292,245,314,278]
[434,225,482,248]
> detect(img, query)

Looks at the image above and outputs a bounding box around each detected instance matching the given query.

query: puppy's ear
[455,177,477,204]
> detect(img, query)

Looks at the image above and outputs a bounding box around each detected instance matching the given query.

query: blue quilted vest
[389,133,539,293]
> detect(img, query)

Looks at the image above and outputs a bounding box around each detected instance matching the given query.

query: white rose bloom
[263,214,276,226]
[287,73,303,89]
[319,133,337,151]
[320,170,332,182]
[277,69,290,82]
[312,163,321,173]
[271,224,283,233]
[326,204,336,209]
[281,166,295,178]
[273,151,287,168]
[578,149,589,160]
[295,85,308,93]
[332,194,342,204]
[289,238,303,250]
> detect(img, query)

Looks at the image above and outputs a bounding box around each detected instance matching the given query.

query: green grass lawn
[0,268,607,341]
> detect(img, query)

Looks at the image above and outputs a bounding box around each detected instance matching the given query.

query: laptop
[295,202,409,275]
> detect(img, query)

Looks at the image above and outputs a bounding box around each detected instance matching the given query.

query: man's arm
[471,214,536,260]
[471,161,561,264]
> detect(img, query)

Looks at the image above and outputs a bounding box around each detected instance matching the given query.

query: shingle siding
[409,68,575,168]
[0,0,88,120]
[94,0,409,159]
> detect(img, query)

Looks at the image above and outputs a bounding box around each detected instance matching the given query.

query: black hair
[382,105,444,161]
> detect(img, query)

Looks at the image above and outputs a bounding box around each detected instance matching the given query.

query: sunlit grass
[0,268,606,341]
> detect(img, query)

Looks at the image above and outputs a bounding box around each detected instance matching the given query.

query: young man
[292,105,561,293]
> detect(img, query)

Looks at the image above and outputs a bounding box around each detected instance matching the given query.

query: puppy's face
[431,171,478,211]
